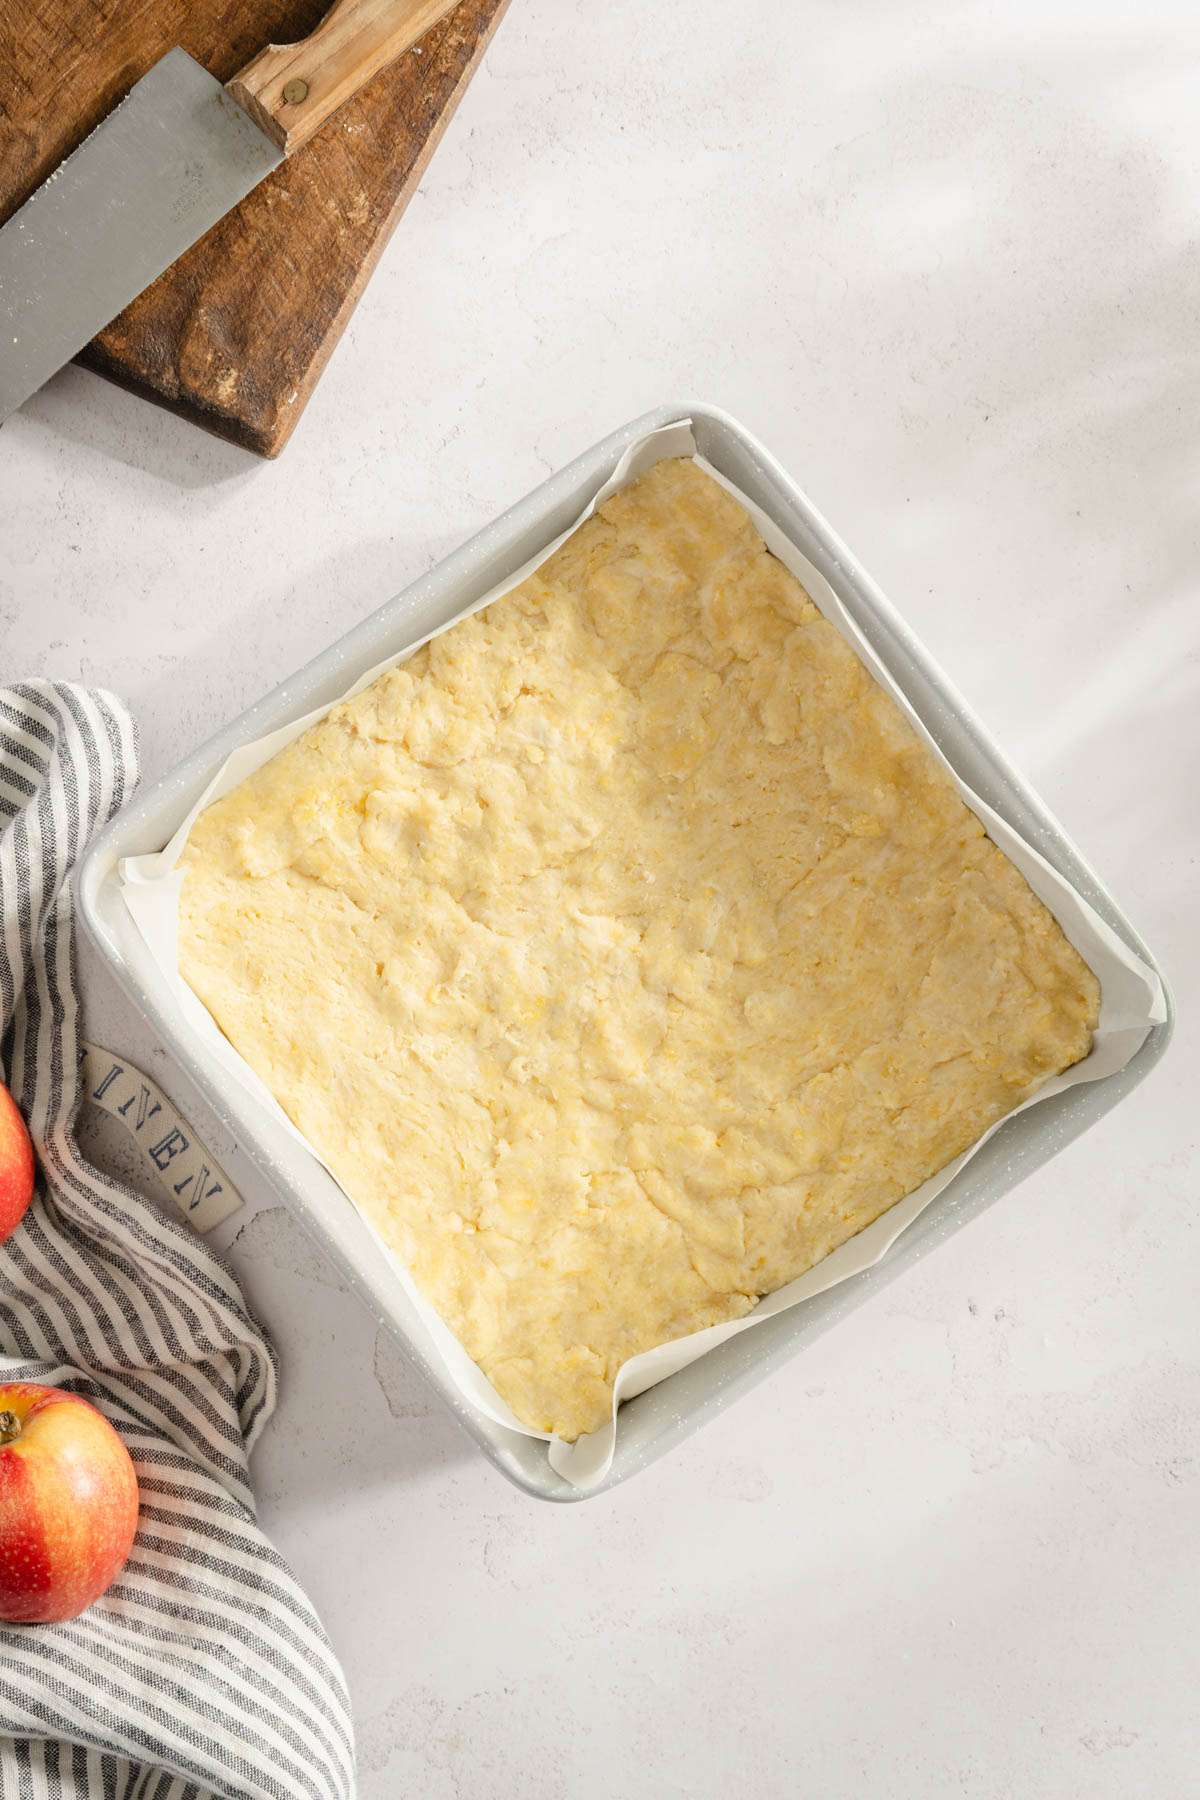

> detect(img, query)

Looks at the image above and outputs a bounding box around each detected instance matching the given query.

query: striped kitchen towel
[0,682,355,1800]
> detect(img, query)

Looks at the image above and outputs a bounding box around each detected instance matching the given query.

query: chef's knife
[0,0,462,426]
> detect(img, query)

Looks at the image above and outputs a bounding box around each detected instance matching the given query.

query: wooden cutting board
[0,0,509,455]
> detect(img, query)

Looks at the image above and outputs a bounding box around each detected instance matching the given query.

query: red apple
[0,1384,139,1623]
[0,1080,34,1242]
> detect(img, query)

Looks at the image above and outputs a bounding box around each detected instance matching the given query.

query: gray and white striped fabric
[0,682,355,1800]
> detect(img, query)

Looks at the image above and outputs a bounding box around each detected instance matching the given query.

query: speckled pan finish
[78,405,1174,1501]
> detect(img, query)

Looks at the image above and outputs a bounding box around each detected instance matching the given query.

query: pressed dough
[179,458,1101,1439]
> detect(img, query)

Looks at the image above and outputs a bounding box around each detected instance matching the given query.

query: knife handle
[227,0,462,154]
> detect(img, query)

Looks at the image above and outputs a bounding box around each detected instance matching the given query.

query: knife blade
[0,0,461,427]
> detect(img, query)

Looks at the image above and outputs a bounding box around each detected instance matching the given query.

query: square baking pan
[78,403,1175,1501]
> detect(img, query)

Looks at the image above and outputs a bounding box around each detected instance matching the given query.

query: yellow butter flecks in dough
[178,459,1101,1439]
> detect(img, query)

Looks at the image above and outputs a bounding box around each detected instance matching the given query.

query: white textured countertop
[2,2,1196,1793]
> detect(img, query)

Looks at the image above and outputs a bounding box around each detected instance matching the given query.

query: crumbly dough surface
[179,458,1100,1439]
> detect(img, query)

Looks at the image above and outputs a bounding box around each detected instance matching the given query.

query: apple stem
[0,1411,21,1446]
